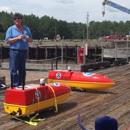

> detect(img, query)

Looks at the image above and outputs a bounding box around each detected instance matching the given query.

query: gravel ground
[0,68,48,85]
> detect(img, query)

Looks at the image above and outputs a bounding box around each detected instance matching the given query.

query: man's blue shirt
[5,25,32,50]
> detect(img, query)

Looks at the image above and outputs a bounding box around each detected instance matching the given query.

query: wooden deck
[0,64,130,130]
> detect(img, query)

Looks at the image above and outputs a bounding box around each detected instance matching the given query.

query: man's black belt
[10,49,27,52]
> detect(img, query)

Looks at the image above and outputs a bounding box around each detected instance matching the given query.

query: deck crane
[102,0,130,16]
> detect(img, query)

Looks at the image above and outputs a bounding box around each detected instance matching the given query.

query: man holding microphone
[5,12,33,87]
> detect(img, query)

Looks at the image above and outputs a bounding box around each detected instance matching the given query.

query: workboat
[4,80,71,116]
[48,68,115,90]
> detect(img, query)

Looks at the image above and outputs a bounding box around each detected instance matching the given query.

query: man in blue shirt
[5,12,33,87]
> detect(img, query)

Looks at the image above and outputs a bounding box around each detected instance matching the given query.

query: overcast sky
[0,0,130,23]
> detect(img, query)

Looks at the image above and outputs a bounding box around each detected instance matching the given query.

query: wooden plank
[0,64,130,130]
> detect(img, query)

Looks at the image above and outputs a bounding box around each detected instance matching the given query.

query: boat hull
[48,70,115,90]
[48,79,114,90]
[4,83,71,116]
[4,93,70,116]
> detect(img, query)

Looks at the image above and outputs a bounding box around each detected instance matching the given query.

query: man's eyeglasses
[14,17,21,20]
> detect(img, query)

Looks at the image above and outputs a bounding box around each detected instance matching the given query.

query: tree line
[0,11,130,40]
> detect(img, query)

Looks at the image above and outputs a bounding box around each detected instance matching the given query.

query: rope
[77,108,87,130]
[45,83,58,113]
[13,115,37,126]
[28,56,61,62]
[26,87,46,124]
[35,87,40,111]
[12,87,46,126]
